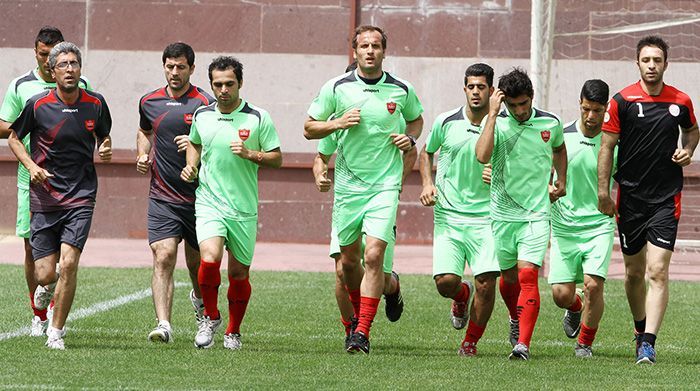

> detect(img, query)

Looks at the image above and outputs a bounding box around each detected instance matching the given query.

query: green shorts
[329,226,395,273]
[492,220,550,270]
[548,231,614,284]
[332,190,399,246]
[432,220,499,278]
[195,203,257,266]
[16,187,30,239]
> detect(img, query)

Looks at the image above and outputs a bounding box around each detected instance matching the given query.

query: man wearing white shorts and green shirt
[476,68,567,360]
[0,26,90,336]
[549,79,616,358]
[304,25,423,354]
[419,63,502,357]
[181,56,282,350]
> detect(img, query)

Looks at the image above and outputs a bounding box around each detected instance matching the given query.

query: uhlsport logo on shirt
[84,120,95,132]
[540,130,550,142]
[238,129,250,141]
[386,102,396,114]
[184,113,193,125]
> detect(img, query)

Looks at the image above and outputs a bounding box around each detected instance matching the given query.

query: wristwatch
[407,135,417,147]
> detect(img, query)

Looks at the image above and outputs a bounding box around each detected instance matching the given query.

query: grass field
[0,264,698,390]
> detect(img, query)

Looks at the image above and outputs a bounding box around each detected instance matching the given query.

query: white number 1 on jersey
[636,102,645,117]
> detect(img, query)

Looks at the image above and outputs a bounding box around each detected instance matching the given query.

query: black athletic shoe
[346,331,370,354]
[385,271,404,322]
[344,317,358,350]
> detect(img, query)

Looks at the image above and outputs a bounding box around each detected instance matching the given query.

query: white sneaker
[450,280,474,330]
[45,326,66,350]
[34,281,57,311]
[223,333,242,350]
[148,322,173,343]
[194,316,222,349]
[30,316,48,337]
[46,302,54,330]
[189,290,205,324]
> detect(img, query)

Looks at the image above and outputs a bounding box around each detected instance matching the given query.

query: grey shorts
[147,198,199,250]
[30,206,94,260]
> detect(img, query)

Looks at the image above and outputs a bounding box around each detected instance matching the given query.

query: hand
[671,148,692,167]
[482,163,492,185]
[549,179,566,203]
[136,154,151,175]
[390,133,413,151]
[419,184,437,206]
[174,135,189,153]
[230,141,250,159]
[335,108,361,130]
[29,166,53,185]
[180,164,198,183]
[489,88,505,116]
[315,170,332,192]
[98,138,112,162]
[597,194,617,217]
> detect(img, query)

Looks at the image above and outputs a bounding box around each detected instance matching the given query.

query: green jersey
[0,68,91,190]
[552,120,616,238]
[488,107,564,222]
[189,99,280,220]
[308,70,423,194]
[425,106,490,224]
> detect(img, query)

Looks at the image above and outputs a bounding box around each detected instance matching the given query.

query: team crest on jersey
[238,129,250,141]
[669,104,680,117]
[184,113,193,124]
[386,102,396,114]
[540,130,550,142]
[84,120,95,132]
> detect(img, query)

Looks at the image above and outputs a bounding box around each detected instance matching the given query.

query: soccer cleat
[344,317,358,350]
[223,333,243,350]
[148,323,173,343]
[189,289,205,325]
[45,327,66,350]
[574,343,593,358]
[635,342,656,365]
[563,289,584,338]
[458,341,477,357]
[384,271,404,322]
[194,316,222,349]
[346,331,370,354]
[509,318,520,347]
[33,281,57,311]
[451,280,474,330]
[30,316,48,337]
[509,343,529,360]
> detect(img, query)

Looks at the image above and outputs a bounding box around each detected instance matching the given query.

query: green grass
[0,264,698,390]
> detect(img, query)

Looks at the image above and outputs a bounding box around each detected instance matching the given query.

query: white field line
[0,282,188,341]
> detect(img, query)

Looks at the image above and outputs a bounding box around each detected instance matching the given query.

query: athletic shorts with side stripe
[617,190,680,255]
[332,190,399,246]
[16,187,30,239]
[432,221,499,278]
[548,231,614,284]
[30,206,94,261]
[147,198,199,250]
[328,226,396,273]
[492,220,550,270]
[195,202,256,266]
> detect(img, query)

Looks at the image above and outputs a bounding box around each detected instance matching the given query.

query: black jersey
[139,85,213,204]
[603,81,696,203]
[11,88,111,212]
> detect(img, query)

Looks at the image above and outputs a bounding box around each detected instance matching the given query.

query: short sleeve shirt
[307,70,423,194]
[425,106,490,224]
[189,99,280,220]
[488,107,564,222]
[139,85,214,205]
[11,89,111,212]
[0,68,91,190]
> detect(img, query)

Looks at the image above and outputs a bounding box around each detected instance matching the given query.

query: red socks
[226,277,251,335]
[198,260,221,319]
[355,296,380,337]
[453,282,470,303]
[29,293,48,321]
[463,319,486,344]
[568,295,582,312]
[516,268,540,347]
[578,323,598,346]
[341,317,353,336]
[347,287,361,318]
[499,277,521,320]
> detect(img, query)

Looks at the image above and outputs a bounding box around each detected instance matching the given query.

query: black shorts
[147,198,198,250]
[30,206,94,261]
[617,190,681,255]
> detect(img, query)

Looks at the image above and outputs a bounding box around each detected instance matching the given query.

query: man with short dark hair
[8,42,112,350]
[475,67,567,360]
[549,79,615,358]
[137,42,214,343]
[181,56,282,350]
[0,26,91,337]
[598,35,699,364]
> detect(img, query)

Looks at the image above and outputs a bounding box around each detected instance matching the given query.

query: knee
[584,278,604,299]
[153,250,176,271]
[500,267,518,284]
[363,247,384,269]
[434,275,460,298]
[646,264,668,285]
[335,261,345,283]
[475,275,496,301]
[551,285,573,308]
[59,257,79,277]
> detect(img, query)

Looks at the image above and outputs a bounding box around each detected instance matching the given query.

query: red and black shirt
[603,81,696,202]
[12,88,111,212]
[139,85,213,204]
